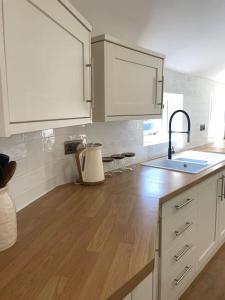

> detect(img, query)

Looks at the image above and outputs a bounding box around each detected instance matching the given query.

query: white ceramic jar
[0,186,17,251]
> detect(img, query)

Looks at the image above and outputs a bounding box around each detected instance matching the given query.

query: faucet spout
[168,110,191,159]
[187,132,191,143]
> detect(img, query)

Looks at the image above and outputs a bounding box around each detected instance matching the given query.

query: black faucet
[168,110,191,159]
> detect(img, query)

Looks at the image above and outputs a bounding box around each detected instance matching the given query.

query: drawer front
[161,249,196,300]
[161,188,197,250]
[161,209,197,251]
[162,188,197,226]
[161,229,196,275]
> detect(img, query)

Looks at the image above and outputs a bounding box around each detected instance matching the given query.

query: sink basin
[142,158,209,174]
[174,158,208,165]
[142,151,225,174]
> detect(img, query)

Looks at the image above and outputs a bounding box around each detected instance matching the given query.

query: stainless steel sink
[142,151,225,174]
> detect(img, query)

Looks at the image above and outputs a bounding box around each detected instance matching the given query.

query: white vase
[0,186,17,251]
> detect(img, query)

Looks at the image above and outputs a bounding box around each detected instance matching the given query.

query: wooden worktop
[1,143,225,300]
[195,141,225,154]
[0,166,160,300]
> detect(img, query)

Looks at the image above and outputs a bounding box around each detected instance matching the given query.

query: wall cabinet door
[197,175,217,269]
[106,43,163,118]
[217,171,225,242]
[0,0,92,135]
[92,35,165,122]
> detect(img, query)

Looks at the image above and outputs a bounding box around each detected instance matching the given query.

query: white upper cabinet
[91,34,165,122]
[0,0,92,136]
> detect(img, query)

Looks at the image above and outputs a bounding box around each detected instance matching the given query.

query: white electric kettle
[75,143,105,185]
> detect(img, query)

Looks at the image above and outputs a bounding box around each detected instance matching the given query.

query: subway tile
[0,143,27,160]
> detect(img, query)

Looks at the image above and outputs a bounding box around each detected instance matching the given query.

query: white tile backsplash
[0,69,224,211]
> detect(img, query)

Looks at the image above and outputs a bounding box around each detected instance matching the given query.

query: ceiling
[69,0,225,83]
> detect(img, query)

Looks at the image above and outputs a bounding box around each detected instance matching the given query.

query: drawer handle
[218,176,225,201]
[175,198,193,210]
[174,265,192,286]
[175,222,193,237]
[174,244,192,261]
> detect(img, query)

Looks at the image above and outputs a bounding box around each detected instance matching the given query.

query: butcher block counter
[1,143,225,300]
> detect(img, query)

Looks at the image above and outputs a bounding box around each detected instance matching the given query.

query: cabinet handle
[174,265,192,286]
[218,176,225,201]
[174,244,192,262]
[156,75,164,109]
[85,57,94,108]
[175,198,193,210]
[174,222,193,237]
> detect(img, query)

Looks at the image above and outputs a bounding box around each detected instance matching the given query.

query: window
[144,93,184,146]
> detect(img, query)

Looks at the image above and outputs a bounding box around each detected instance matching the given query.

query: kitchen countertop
[1,144,225,300]
[195,141,225,154]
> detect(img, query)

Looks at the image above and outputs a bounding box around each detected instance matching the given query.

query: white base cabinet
[91,34,165,122]
[123,273,153,300]
[159,170,225,300]
[123,169,225,300]
[160,186,198,300]
[123,294,132,300]
[123,168,225,300]
[132,273,153,300]
[0,0,92,136]
[197,175,218,270]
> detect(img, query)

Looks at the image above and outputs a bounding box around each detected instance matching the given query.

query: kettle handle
[75,148,87,183]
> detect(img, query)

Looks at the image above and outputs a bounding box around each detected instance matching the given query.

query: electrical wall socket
[200,124,206,131]
[64,140,82,155]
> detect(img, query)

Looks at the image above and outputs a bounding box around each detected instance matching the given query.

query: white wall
[165,69,214,146]
[0,70,223,211]
[69,0,225,82]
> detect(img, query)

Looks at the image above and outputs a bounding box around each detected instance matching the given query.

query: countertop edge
[108,260,155,300]
[159,160,225,204]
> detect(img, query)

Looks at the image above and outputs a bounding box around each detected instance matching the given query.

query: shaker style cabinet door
[1,0,91,124]
[217,171,225,242]
[91,35,165,122]
[123,294,131,300]
[132,273,153,300]
[106,43,163,118]
[197,175,217,269]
